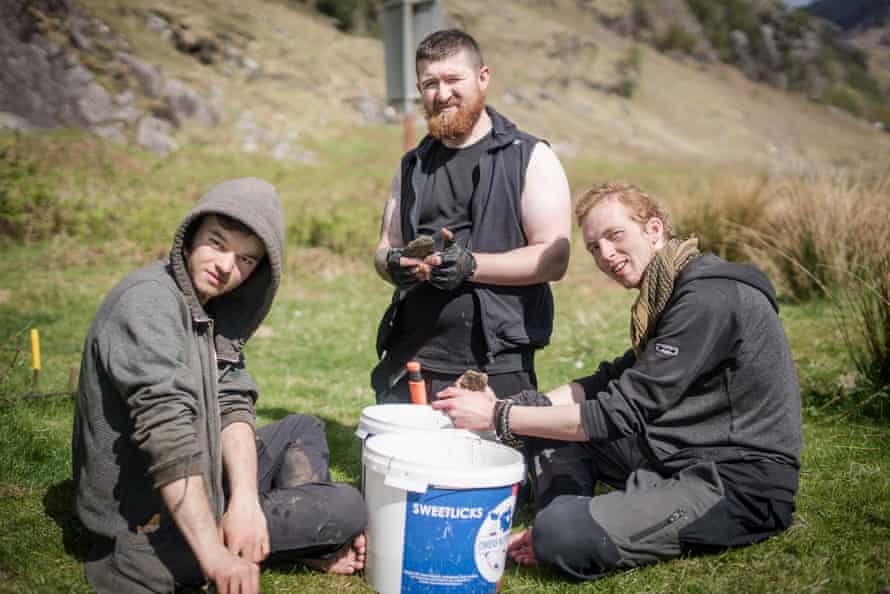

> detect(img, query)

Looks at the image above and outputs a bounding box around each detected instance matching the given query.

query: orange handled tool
[406,361,427,405]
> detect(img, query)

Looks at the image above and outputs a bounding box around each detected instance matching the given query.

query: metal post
[402,0,414,150]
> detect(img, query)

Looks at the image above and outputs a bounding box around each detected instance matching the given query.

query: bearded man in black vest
[372,29,572,403]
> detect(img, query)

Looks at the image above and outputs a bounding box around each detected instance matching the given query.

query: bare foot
[507,528,538,566]
[302,533,366,575]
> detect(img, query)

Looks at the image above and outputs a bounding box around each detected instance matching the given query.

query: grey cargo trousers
[84,414,367,593]
[527,437,790,580]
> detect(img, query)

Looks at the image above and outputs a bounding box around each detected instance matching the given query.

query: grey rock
[77,82,116,125]
[346,94,386,124]
[235,111,316,164]
[210,86,224,116]
[91,122,127,143]
[117,52,163,97]
[0,17,96,129]
[760,24,781,69]
[115,90,135,106]
[730,30,757,78]
[383,105,399,124]
[161,77,218,126]
[145,12,172,40]
[69,15,94,52]
[111,104,143,125]
[137,116,179,155]
[271,141,319,166]
[242,57,261,80]
[0,111,38,131]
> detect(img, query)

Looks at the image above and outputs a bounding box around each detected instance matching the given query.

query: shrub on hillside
[0,147,59,243]
[612,45,643,99]
[824,86,866,118]
[304,0,382,34]
[656,24,698,54]
[0,136,122,244]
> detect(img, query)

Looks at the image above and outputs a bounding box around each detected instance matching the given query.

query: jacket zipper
[628,508,688,543]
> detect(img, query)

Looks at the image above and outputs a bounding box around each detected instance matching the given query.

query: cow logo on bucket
[474,495,516,583]
[401,484,517,593]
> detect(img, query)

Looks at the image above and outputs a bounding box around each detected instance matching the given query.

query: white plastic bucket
[355,404,456,496]
[355,404,454,440]
[363,431,526,594]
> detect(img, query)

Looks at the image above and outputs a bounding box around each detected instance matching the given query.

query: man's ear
[645,217,665,245]
[478,65,491,91]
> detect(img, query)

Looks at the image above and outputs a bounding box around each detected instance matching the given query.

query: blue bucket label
[401,484,517,593]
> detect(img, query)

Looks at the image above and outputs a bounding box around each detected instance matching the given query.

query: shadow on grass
[43,479,88,562]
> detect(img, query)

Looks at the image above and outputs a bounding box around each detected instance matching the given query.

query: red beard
[425,91,486,143]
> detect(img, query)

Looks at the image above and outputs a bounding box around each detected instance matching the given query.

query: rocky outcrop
[0,0,219,153]
[589,0,888,125]
[1,1,115,131]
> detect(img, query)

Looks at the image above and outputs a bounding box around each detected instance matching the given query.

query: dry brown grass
[671,169,890,300]
[670,168,890,401]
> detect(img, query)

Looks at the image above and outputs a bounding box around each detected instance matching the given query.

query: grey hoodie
[576,254,803,487]
[72,178,284,538]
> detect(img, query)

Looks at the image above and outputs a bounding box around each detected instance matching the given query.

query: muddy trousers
[527,438,794,581]
[84,414,367,593]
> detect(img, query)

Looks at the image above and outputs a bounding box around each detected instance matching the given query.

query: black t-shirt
[389,132,528,374]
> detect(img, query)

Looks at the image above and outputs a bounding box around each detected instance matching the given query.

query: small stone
[402,235,435,259]
[457,370,488,392]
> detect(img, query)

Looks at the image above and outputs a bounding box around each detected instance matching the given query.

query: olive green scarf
[630,237,701,356]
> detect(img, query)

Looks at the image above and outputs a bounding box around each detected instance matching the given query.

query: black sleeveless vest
[376,106,554,362]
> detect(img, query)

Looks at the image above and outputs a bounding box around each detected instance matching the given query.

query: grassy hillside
[2,1,890,593]
[45,0,888,169]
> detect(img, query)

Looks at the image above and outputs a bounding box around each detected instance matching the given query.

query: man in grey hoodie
[432,181,803,580]
[72,178,367,594]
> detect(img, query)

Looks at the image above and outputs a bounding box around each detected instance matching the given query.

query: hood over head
[677,253,779,312]
[169,177,285,363]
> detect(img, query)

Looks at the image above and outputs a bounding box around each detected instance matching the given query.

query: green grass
[1,129,889,592]
[1,239,890,593]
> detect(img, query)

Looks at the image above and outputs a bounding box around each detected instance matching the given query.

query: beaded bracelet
[493,399,523,448]
[492,399,507,439]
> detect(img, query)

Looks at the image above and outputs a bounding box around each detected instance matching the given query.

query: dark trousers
[527,438,794,581]
[84,414,367,593]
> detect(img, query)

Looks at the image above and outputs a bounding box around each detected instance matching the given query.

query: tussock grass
[672,169,890,415]
[673,169,890,301]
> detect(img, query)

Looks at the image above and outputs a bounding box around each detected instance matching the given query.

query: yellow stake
[31,328,41,371]
[30,328,41,389]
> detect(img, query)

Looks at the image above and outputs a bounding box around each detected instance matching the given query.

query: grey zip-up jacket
[576,254,803,485]
[72,178,284,538]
